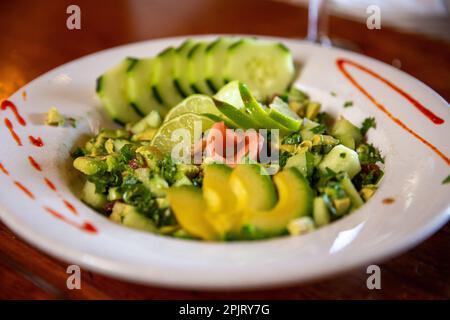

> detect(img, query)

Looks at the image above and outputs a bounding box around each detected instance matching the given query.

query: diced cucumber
[96,58,142,125]
[225,38,295,101]
[81,181,107,209]
[340,176,364,210]
[126,58,166,118]
[313,197,330,227]
[301,118,321,141]
[331,117,362,149]
[107,187,122,201]
[188,42,213,95]
[152,47,184,109]
[318,144,361,178]
[205,37,237,92]
[284,151,315,178]
[110,202,156,232]
[174,39,196,97]
[131,110,162,134]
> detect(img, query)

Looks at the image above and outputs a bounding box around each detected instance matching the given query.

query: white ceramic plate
[0,35,449,290]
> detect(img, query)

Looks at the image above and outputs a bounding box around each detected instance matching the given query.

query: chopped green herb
[442,175,450,184]
[360,117,377,136]
[70,147,85,159]
[160,156,178,185]
[339,153,346,158]
[343,101,353,108]
[278,151,291,168]
[282,132,302,145]
[330,91,337,97]
[357,143,384,165]
[67,117,77,128]
[310,124,327,134]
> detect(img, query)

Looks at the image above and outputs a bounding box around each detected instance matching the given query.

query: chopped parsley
[282,132,302,145]
[357,143,384,165]
[310,124,327,134]
[343,101,353,108]
[442,175,450,184]
[360,117,376,136]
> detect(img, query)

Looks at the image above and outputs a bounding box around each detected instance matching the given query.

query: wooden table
[1,0,449,299]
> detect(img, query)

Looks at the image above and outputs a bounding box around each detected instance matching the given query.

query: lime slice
[165,94,222,122]
[151,112,215,155]
[214,80,245,109]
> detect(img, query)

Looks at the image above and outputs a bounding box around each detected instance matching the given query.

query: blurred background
[0,0,449,299]
[1,0,449,102]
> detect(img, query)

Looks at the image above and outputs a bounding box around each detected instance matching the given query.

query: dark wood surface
[0,0,449,299]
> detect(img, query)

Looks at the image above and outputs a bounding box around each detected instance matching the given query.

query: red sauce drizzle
[29,135,44,147]
[44,207,97,234]
[14,181,34,199]
[337,59,444,124]
[0,162,9,175]
[1,100,26,126]
[44,177,57,191]
[382,198,395,204]
[4,118,22,146]
[63,199,78,215]
[28,156,42,172]
[336,58,449,166]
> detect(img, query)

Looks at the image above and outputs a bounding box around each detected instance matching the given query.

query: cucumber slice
[174,39,196,97]
[213,98,260,129]
[239,82,291,135]
[127,58,166,117]
[188,42,213,95]
[205,37,237,93]
[268,97,301,131]
[152,47,184,109]
[213,81,260,129]
[96,58,142,124]
[225,38,295,101]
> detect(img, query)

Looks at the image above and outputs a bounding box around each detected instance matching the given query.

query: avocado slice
[244,168,313,235]
[167,186,218,241]
[202,164,242,236]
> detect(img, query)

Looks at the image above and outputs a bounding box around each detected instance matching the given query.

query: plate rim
[0,34,449,290]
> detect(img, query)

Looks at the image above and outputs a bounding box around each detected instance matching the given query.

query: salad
[70,37,384,241]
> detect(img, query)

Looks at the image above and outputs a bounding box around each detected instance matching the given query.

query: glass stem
[307,0,329,44]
